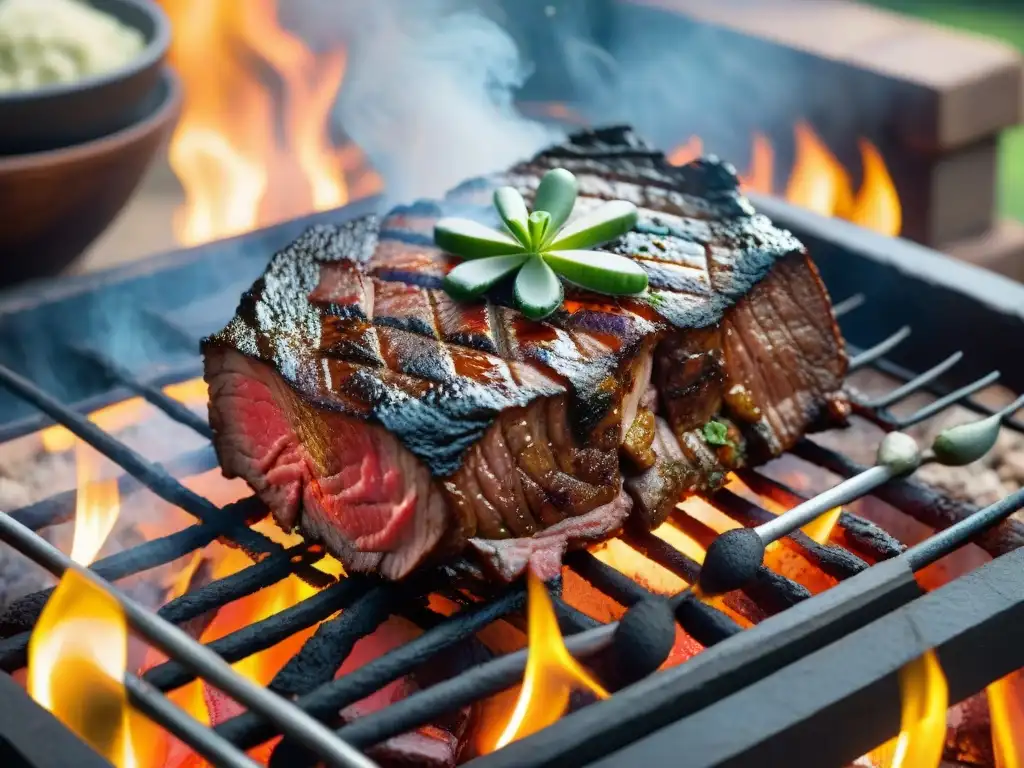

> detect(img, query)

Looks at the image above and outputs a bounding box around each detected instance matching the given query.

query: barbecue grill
[0,186,1022,768]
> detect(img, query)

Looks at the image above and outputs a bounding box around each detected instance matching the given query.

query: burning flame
[988,672,1024,768]
[40,378,208,453]
[27,444,140,767]
[159,0,382,246]
[489,572,609,751]
[670,122,901,236]
[151,519,344,767]
[869,649,949,768]
[801,507,843,546]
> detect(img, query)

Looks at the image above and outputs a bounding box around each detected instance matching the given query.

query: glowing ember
[868,649,948,768]
[27,446,141,766]
[488,572,609,751]
[158,0,382,246]
[988,672,1024,768]
[670,122,902,236]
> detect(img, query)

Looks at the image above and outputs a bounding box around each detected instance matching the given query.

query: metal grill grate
[0,291,1022,768]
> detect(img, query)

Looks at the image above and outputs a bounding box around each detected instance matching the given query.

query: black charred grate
[0,198,1023,768]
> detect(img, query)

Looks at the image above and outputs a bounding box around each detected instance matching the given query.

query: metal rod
[124,674,260,768]
[0,362,277,561]
[904,487,1024,571]
[832,293,865,317]
[861,351,963,409]
[848,326,911,371]
[0,510,378,768]
[70,346,214,439]
[894,370,1002,428]
[753,465,895,544]
[335,624,617,751]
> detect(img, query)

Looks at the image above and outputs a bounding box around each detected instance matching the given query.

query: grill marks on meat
[204,126,847,581]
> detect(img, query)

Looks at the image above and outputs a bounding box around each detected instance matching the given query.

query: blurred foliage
[868,0,1024,222]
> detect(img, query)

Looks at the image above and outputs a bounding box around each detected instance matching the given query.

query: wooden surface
[633,0,1024,151]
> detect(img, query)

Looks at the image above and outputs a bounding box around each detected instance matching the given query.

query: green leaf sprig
[434,168,648,320]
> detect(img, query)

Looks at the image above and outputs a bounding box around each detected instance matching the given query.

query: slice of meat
[203,126,847,582]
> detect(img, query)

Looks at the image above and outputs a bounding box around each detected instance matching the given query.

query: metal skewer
[697,394,1024,596]
[0,510,378,768]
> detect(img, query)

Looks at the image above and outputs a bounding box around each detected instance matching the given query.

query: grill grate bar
[329,617,617,755]
[0,362,281,563]
[10,446,217,532]
[847,326,911,371]
[269,584,399,699]
[891,370,1004,429]
[0,496,264,644]
[0,510,376,768]
[70,345,214,439]
[792,439,1024,557]
[831,293,865,317]
[159,543,321,625]
[859,351,964,410]
[144,577,371,692]
[214,587,528,750]
[125,673,261,768]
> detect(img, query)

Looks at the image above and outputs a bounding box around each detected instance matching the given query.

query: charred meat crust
[203,125,848,580]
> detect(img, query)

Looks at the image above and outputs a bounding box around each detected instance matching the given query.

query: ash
[0,405,213,615]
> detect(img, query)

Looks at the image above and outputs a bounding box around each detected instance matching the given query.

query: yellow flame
[27,447,141,767]
[69,443,121,565]
[158,0,379,247]
[988,673,1024,768]
[28,571,138,767]
[870,649,948,768]
[491,572,610,750]
[801,507,842,546]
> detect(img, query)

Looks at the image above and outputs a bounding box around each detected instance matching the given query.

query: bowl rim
[0,0,172,104]
[0,66,181,171]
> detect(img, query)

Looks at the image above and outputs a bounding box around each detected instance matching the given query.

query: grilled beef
[203,126,848,582]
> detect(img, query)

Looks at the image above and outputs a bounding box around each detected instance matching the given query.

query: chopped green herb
[703,420,732,447]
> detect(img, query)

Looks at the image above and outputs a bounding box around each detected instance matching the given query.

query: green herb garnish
[703,420,732,447]
[434,168,647,320]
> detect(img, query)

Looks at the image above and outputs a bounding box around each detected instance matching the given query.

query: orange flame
[159,0,382,246]
[670,122,901,236]
[152,519,344,767]
[801,508,842,546]
[40,378,208,453]
[668,136,703,167]
[488,572,609,751]
[27,445,142,766]
[869,650,949,768]
[988,672,1024,768]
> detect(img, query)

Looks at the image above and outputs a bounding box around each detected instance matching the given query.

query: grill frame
[0,193,1021,768]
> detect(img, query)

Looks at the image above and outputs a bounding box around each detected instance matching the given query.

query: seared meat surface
[203,126,848,581]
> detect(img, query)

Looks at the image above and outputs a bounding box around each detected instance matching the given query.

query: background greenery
[867,0,1024,222]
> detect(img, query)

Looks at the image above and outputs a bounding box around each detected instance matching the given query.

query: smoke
[283,0,563,206]
[283,0,893,199]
